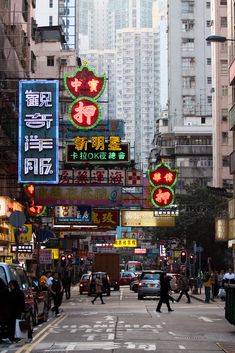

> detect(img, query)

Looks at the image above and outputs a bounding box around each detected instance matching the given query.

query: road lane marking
[168,331,176,336]
[15,315,67,353]
[198,316,213,322]
[179,345,186,350]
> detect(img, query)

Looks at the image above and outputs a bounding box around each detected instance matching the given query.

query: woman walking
[91,274,105,304]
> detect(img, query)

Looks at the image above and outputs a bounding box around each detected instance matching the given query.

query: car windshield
[82,274,89,280]
[141,273,161,280]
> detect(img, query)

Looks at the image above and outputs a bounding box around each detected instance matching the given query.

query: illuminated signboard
[121,210,175,227]
[147,161,178,208]
[113,239,137,248]
[66,136,130,164]
[18,80,59,184]
[54,206,92,224]
[23,184,46,217]
[64,64,106,130]
[11,245,32,253]
[92,209,119,229]
[11,224,32,243]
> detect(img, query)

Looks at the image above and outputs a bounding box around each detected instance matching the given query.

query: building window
[220,17,227,28]
[221,60,228,73]
[222,156,229,167]
[182,38,194,51]
[206,2,210,8]
[201,117,206,124]
[32,0,36,8]
[182,19,194,32]
[47,56,54,66]
[31,51,36,73]
[221,108,228,121]
[206,20,212,27]
[207,58,211,65]
[222,132,228,144]
[49,16,53,26]
[220,0,227,5]
[207,77,212,84]
[221,85,228,96]
[207,96,212,104]
[49,0,53,8]
[22,0,28,22]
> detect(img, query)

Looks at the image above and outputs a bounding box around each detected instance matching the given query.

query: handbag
[19,320,30,331]
[15,319,28,339]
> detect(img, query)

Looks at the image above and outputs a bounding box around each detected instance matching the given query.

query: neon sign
[23,184,46,217]
[64,64,106,130]
[147,161,178,208]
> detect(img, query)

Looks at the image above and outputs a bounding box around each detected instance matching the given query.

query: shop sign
[38,249,52,264]
[34,185,122,206]
[134,248,147,254]
[11,224,32,243]
[54,206,92,224]
[18,80,59,184]
[0,197,24,217]
[59,168,131,185]
[92,209,119,229]
[51,248,59,260]
[215,218,228,241]
[121,210,175,227]
[113,239,137,248]
[66,136,130,164]
[11,244,32,253]
[0,225,10,242]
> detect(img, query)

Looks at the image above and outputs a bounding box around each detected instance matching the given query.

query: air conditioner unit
[187,122,192,126]
[60,58,67,65]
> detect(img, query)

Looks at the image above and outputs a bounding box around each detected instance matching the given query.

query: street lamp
[206,35,235,43]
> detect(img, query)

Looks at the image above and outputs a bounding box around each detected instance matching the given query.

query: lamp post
[206,35,235,43]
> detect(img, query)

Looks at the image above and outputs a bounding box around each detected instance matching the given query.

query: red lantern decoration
[148,162,177,187]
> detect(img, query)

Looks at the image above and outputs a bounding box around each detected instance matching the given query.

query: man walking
[156,272,174,313]
[176,273,191,303]
[91,274,105,304]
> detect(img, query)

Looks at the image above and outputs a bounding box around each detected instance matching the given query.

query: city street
[2,286,235,353]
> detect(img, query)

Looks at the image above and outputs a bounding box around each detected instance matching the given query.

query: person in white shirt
[223,268,235,284]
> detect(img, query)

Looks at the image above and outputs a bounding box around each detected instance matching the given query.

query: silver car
[137,270,163,300]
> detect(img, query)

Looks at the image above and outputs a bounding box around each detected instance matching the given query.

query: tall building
[79,0,155,172]
[210,1,233,190]
[35,0,77,50]
[116,28,157,171]
[151,0,213,191]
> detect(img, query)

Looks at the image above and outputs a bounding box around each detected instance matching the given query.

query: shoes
[156,309,161,313]
[168,309,174,312]
[55,314,61,317]
[91,301,94,304]
[176,299,179,302]
[26,338,32,343]
[101,302,105,304]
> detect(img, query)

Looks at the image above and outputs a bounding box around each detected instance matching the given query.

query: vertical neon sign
[18,80,59,184]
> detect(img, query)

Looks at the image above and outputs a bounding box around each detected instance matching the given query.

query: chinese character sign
[64,64,106,130]
[18,80,59,183]
[147,161,178,208]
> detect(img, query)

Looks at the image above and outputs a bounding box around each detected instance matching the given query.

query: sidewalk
[189,287,225,305]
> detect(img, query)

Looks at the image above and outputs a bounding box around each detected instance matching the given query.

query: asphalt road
[2,285,235,353]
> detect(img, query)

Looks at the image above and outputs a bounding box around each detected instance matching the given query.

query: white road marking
[198,316,213,322]
[120,289,123,301]
[168,331,176,336]
[179,345,186,350]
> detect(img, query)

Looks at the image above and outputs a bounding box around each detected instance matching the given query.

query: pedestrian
[203,272,211,303]
[91,274,105,304]
[49,272,63,316]
[0,279,10,342]
[223,267,235,285]
[62,271,72,299]
[176,273,191,303]
[156,272,174,313]
[8,280,33,343]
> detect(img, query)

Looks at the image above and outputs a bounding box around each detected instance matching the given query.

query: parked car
[0,263,47,326]
[130,273,141,292]
[79,273,90,294]
[137,270,163,300]
[88,272,111,296]
[119,271,137,286]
